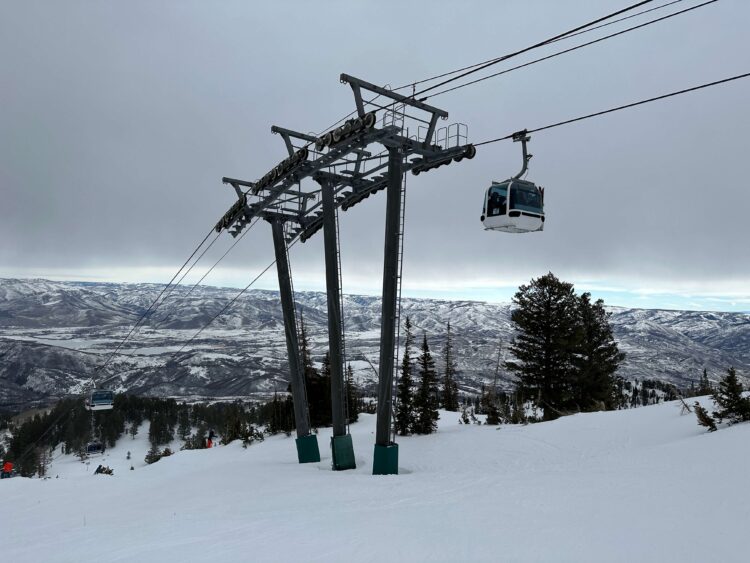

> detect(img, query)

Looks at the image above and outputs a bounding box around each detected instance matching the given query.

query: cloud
[2,1,748,312]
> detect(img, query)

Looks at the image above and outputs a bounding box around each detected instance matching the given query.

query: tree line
[693,367,750,432]
[393,272,626,432]
[3,390,356,477]
[6,272,743,475]
[297,316,366,429]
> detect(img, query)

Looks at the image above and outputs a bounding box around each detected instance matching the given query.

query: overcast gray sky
[2,0,748,311]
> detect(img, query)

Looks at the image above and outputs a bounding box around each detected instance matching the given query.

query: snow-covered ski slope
[3,400,748,562]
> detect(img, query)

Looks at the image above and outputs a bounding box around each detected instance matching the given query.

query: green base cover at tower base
[295,434,321,463]
[331,434,356,471]
[372,443,398,475]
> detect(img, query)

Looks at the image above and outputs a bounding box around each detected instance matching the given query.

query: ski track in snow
[2,399,749,562]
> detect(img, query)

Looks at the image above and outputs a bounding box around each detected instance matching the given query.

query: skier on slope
[2,460,14,478]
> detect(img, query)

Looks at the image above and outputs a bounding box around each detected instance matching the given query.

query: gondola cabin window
[488,183,508,216]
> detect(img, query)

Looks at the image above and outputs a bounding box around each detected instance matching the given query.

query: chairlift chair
[86,389,114,411]
[86,441,104,455]
[481,131,545,233]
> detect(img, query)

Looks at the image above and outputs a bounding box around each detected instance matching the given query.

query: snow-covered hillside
[3,399,748,562]
[1,278,748,409]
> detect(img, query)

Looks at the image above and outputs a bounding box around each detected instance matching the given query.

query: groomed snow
[3,399,748,562]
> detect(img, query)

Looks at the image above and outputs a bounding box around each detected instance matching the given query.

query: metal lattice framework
[216,74,475,244]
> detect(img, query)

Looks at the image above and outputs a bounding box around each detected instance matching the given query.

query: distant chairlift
[86,441,104,455]
[481,130,545,233]
[86,389,114,411]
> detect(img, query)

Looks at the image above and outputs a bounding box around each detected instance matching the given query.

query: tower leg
[321,180,356,470]
[270,219,319,463]
[373,147,403,475]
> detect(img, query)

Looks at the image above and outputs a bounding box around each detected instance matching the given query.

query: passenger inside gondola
[510,183,543,214]
[488,184,507,217]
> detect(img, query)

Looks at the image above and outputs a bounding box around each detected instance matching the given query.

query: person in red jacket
[1,460,13,479]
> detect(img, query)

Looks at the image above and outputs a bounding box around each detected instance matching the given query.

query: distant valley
[1,278,748,411]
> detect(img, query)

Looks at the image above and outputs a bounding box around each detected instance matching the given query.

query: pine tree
[499,392,512,423]
[571,293,625,412]
[712,367,750,424]
[395,317,416,435]
[268,392,283,435]
[482,387,501,425]
[441,321,460,412]
[694,402,717,432]
[612,376,627,410]
[299,315,331,428]
[698,368,713,395]
[507,272,581,420]
[177,407,191,441]
[129,410,142,440]
[148,411,173,447]
[36,446,52,478]
[413,333,440,434]
[630,384,639,408]
[309,352,332,428]
[510,390,527,424]
[346,363,359,423]
[483,344,503,425]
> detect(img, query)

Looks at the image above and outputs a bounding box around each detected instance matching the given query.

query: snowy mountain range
[1,278,748,411]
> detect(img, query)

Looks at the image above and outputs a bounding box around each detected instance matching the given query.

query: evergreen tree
[181,423,208,450]
[307,351,332,428]
[698,368,713,395]
[571,293,625,412]
[630,384,640,408]
[36,446,52,478]
[221,403,249,444]
[266,392,295,436]
[712,367,750,424]
[483,345,504,425]
[441,321,460,412]
[345,363,359,423]
[299,316,331,428]
[299,313,314,375]
[507,272,581,420]
[177,407,191,441]
[148,411,173,447]
[640,385,649,406]
[413,333,440,434]
[510,390,527,425]
[499,392,512,423]
[612,376,627,410]
[395,317,416,435]
[481,387,501,425]
[268,392,283,435]
[99,409,125,448]
[694,402,717,432]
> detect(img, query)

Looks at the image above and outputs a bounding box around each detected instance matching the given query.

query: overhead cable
[399,0,686,92]
[314,0,660,142]
[423,0,718,101]
[412,0,657,99]
[474,71,750,147]
[95,226,217,375]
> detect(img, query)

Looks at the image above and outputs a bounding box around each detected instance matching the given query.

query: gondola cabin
[86,389,114,411]
[481,179,544,233]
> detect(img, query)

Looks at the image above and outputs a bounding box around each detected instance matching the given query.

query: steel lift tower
[214,74,474,474]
